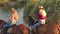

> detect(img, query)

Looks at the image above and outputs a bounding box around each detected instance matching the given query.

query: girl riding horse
[29,15,59,34]
[3,8,19,34]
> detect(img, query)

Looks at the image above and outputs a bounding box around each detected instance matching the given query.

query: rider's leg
[31,21,41,30]
[3,20,11,28]
[31,20,45,30]
[3,20,11,34]
[6,20,16,34]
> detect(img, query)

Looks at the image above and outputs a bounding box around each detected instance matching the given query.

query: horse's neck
[29,16,35,25]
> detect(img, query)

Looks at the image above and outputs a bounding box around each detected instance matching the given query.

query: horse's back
[36,24,48,34]
[46,23,59,34]
[36,23,59,34]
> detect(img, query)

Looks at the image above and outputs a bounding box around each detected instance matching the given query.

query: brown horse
[0,19,6,28]
[0,19,29,34]
[12,24,29,34]
[29,16,59,34]
[0,19,6,34]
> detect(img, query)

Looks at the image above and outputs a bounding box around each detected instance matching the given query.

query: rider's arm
[11,13,14,21]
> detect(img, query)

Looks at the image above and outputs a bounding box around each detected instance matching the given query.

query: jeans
[32,21,41,29]
[3,20,16,28]
[3,21,11,28]
[3,20,16,34]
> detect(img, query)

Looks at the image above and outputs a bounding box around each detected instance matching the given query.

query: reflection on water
[0,8,25,25]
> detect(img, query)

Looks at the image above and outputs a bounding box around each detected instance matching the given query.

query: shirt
[37,10,46,20]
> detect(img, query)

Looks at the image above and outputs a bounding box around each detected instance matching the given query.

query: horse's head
[28,16,35,26]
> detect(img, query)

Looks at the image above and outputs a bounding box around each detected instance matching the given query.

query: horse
[0,19,29,34]
[0,19,6,34]
[28,16,59,34]
[12,24,29,34]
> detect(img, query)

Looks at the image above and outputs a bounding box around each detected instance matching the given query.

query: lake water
[0,8,27,25]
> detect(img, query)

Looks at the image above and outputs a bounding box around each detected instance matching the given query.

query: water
[0,8,25,25]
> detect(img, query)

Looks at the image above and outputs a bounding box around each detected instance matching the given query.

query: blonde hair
[41,10,46,16]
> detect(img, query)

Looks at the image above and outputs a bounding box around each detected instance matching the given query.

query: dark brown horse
[0,19,29,34]
[29,16,59,34]
[0,19,6,34]
[12,24,29,34]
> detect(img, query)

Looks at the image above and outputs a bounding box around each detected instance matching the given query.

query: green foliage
[24,0,60,24]
[0,0,9,4]
[24,0,40,20]
[0,0,25,10]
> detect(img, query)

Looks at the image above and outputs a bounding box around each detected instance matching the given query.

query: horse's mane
[0,19,6,28]
[0,19,6,24]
